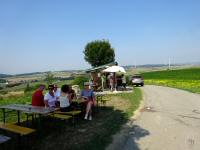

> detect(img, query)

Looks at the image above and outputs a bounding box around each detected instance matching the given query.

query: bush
[125,75,132,85]
[0,79,7,83]
[0,91,8,95]
[72,75,89,89]
[24,83,46,93]
[6,82,21,88]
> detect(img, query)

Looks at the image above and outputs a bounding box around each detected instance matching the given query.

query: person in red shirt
[32,84,45,106]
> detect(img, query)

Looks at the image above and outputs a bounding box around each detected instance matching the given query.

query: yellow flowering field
[142,68,200,94]
[145,79,200,94]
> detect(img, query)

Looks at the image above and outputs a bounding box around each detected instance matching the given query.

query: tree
[72,75,89,90]
[83,40,115,67]
[45,72,54,85]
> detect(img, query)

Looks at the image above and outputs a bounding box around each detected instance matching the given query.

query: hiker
[32,84,45,106]
[80,82,97,120]
[44,84,58,108]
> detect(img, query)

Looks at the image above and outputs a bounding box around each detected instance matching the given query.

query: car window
[133,76,142,78]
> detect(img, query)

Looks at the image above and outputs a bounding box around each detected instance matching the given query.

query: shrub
[24,83,46,93]
[6,82,21,88]
[72,75,89,89]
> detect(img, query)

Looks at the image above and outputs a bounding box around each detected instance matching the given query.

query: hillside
[0,74,12,78]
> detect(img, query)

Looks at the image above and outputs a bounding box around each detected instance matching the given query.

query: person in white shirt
[59,84,73,112]
[53,84,61,100]
[44,85,57,108]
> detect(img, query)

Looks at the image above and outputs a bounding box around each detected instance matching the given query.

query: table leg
[38,114,42,133]
[2,108,5,123]
[17,111,20,125]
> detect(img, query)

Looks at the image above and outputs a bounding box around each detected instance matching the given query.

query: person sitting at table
[44,84,58,108]
[68,85,77,100]
[80,82,97,120]
[54,84,61,100]
[53,84,61,107]
[32,84,45,106]
[59,84,74,112]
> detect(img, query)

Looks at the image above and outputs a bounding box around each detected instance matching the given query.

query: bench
[96,96,110,106]
[0,122,35,136]
[55,110,81,126]
[55,110,81,116]
[53,114,72,120]
[101,97,110,106]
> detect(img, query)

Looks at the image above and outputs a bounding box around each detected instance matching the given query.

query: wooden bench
[53,114,72,120]
[0,122,35,136]
[55,111,81,126]
[97,95,110,106]
[101,97,110,106]
[55,110,81,116]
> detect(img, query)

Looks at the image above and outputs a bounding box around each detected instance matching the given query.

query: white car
[131,75,144,86]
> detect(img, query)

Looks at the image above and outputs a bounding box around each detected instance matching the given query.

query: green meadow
[141,67,200,94]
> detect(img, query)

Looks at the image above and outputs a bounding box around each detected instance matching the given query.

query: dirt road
[107,85,200,150]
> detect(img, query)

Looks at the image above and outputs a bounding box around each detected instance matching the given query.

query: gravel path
[107,85,200,150]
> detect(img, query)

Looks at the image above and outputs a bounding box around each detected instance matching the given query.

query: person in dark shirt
[32,84,45,106]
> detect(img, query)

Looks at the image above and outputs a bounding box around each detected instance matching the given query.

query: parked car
[131,75,144,86]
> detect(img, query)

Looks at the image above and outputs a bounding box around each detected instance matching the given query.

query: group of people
[107,73,126,91]
[31,82,96,120]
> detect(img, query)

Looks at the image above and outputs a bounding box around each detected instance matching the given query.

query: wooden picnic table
[0,104,57,125]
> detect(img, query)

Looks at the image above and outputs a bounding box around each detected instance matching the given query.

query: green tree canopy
[45,72,55,85]
[83,40,115,67]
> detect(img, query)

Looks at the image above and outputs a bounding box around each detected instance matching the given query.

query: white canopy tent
[103,65,126,91]
[102,65,126,73]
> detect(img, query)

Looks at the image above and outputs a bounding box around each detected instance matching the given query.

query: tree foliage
[72,75,89,90]
[83,40,115,67]
[45,72,55,85]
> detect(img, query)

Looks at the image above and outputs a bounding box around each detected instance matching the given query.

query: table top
[0,104,56,115]
[94,92,106,96]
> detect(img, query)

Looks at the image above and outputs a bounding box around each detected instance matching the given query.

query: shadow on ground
[106,121,150,150]
[124,125,150,150]
[1,106,129,150]
[1,101,149,150]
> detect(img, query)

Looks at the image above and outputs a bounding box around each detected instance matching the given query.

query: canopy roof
[85,62,118,73]
[103,65,126,73]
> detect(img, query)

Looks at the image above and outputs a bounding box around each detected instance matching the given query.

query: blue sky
[0,0,200,74]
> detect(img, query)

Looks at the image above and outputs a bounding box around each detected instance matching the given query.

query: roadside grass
[116,88,142,117]
[141,68,200,94]
[0,88,142,150]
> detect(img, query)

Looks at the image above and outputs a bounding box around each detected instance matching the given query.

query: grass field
[141,68,200,93]
[0,88,142,150]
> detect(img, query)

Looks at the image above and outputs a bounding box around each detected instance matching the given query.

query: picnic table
[94,92,110,107]
[0,104,57,125]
